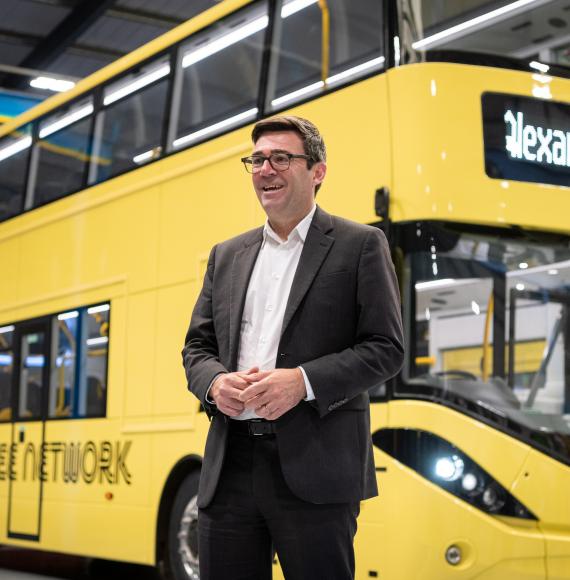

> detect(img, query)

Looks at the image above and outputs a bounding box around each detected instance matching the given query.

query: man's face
[251,131,326,221]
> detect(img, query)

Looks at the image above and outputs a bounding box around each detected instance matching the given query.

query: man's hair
[251,116,326,194]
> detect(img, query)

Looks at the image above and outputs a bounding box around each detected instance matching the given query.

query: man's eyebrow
[251,148,291,156]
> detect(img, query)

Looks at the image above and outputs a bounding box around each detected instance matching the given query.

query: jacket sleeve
[301,228,404,417]
[181,245,228,416]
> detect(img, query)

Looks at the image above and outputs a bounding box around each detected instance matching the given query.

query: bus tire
[165,471,200,580]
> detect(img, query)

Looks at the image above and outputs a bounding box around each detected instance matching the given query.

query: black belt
[228,419,277,437]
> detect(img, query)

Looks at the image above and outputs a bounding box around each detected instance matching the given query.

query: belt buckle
[248,420,265,436]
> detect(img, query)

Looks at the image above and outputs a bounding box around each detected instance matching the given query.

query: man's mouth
[262,184,284,192]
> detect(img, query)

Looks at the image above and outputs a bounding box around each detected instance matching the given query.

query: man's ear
[313,161,327,187]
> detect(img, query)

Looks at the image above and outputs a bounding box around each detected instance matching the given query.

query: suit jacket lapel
[229,229,263,370]
[281,207,334,336]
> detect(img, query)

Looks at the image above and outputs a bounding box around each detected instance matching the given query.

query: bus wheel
[166,471,200,580]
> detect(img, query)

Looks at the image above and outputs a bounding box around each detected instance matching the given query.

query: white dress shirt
[233,205,316,420]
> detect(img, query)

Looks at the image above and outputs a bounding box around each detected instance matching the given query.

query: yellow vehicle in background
[0,0,569,578]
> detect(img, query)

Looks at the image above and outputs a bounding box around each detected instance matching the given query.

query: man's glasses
[241,152,313,174]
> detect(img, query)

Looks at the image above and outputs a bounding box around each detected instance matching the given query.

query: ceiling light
[412,0,540,50]
[271,81,324,108]
[182,16,268,68]
[0,325,15,334]
[172,108,258,149]
[529,60,549,73]
[281,0,318,18]
[58,311,79,320]
[88,304,110,314]
[0,135,32,163]
[516,283,525,291]
[86,336,109,346]
[415,278,454,291]
[133,150,155,165]
[39,103,93,138]
[30,76,75,93]
[104,64,170,106]
[326,56,385,86]
[519,262,528,269]
[471,301,480,315]
[548,269,558,275]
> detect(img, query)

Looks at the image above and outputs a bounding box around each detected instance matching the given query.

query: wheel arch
[155,454,202,566]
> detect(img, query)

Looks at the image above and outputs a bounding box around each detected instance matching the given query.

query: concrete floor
[0,548,160,580]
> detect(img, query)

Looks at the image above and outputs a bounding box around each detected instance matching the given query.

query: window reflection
[0,127,32,222]
[19,331,45,420]
[48,304,109,418]
[171,2,266,149]
[0,325,14,421]
[33,99,93,206]
[92,59,170,182]
[399,222,570,440]
[49,311,78,418]
[270,0,385,109]
[409,0,570,68]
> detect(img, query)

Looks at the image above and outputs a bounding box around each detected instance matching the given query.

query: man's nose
[259,158,276,175]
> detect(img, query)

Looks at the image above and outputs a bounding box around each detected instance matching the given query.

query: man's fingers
[238,381,267,402]
[242,370,272,383]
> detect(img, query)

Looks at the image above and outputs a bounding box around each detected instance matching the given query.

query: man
[182,116,404,579]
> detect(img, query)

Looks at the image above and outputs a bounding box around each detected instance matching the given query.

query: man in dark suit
[182,116,404,579]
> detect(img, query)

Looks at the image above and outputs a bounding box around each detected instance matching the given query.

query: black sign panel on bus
[482,92,570,187]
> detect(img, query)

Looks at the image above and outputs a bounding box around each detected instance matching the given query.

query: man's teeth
[263,185,283,191]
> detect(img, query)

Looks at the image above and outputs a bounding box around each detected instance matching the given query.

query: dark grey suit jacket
[182,206,404,507]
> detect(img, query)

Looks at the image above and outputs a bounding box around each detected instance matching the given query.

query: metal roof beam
[17,0,118,71]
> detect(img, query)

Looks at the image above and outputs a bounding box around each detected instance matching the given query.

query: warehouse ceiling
[0,0,220,96]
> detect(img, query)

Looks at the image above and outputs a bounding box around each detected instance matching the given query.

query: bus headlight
[435,455,464,481]
[373,428,536,520]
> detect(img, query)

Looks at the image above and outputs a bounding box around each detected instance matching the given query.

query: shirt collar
[264,205,316,244]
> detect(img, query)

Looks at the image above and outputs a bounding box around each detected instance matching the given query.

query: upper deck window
[170,2,267,150]
[0,125,32,223]
[90,58,171,181]
[409,0,570,70]
[30,97,94,208]
[268,0,385,110]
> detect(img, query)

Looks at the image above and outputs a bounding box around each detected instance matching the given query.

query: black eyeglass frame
[241,152,314,173]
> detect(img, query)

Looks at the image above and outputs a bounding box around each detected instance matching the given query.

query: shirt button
[272,273,280,280]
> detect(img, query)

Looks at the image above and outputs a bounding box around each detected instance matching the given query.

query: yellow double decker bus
[1,0,570,578]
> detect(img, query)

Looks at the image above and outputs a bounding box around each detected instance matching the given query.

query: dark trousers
[198,430,359,580]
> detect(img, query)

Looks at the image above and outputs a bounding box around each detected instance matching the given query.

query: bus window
[0,324,14,421]
[83,304,109,418]
[170,1,267,150]
[18,331,45,420]
[32,97,94,208]
[398,222,570,443]
[0,125,32,222]
[49,310,79,418]
[408,0,570,68]
[268,0,385,110]
[48,304,109,419]
[91,58,170,182]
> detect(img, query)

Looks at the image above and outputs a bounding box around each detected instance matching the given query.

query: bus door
[7,320,50,541]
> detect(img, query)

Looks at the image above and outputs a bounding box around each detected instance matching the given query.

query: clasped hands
[210,367,306,420]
